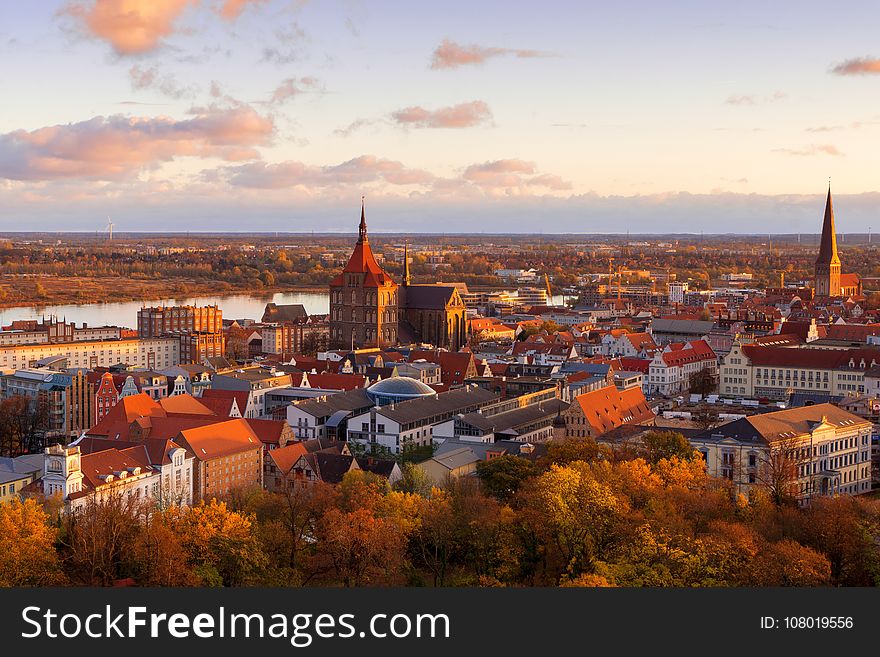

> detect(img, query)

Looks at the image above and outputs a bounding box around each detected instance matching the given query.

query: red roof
[307,372,367,391]
[573,385,655,436]
[660,340,716,367]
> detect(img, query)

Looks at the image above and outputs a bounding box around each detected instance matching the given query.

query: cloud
[62,0,196,55]
[462,159,571,191]
[333,118,377,138]
[725,91,787,105]
[269,76,321,104]
[0,106,274,181]
[129,65,194,99]
[390,101,492,129]
[217,0,267,20]
[430,38,549,69]
[224,155,436,189]
[831,57,880,75]
[61,0,271,55]
[773,144,842,157]
[260,23,306,64]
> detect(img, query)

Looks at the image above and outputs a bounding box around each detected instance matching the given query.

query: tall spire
[358,196,368,243]
[816,183,840,265]
[403,240,411,286]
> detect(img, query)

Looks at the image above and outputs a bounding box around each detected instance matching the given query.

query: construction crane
[775,269,787,289]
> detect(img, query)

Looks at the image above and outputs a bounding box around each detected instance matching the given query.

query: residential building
[210,366,293,418]
[690,403,872,502]
[563,385,655,439]
[645,340,718,397]
[0,336,180,370]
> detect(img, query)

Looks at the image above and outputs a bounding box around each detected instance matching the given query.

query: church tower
[328,200,399,349]
[814,185,841,297]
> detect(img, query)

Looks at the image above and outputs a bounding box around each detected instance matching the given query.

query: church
[329,203,468,351]
[814,185,861,298]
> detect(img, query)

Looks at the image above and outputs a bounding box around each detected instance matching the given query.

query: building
[644,340,717,397]
[690,403,872,502]
[287,388,375,441]
[814,186,862,298]
[417,447,481,484]
[649,319,714,345]
[210,367,292,418]
[174,419,263,501]
[0,318,121,346]
[0,454,42,504]
[563,385,655,439]
[668,281,689,305]
[719,343,878,399]
[433,394,568,444]
[329,203,467,350]
[0,336,179,371]
[137,304,222,336]
[259,319,330,357]
[347,384,498,455]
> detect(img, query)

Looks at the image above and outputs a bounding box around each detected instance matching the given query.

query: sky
[1,0,880,234]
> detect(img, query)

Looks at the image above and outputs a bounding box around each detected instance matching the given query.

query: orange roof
[268,442,309,475]
[176,418,262,461]
[573,385,655,436]
[159,394,216,416]
[88,393,165,436]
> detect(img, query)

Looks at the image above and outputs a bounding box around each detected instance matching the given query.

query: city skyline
[2,1,880,232]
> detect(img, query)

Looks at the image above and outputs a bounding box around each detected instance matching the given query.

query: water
[0,291,331,329]
[0,290,568,329]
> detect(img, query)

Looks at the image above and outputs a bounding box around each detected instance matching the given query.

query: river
[0,289,567,329]
[0,291,331,329]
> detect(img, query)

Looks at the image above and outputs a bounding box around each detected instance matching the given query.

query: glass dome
[366,376,436,405]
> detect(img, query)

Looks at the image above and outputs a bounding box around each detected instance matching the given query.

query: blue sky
[1,0,879,233]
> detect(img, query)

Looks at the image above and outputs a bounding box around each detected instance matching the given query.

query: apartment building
[0,337,179,370]
[719,343,877,399]
[691,403,872,503]
[644,340,718,397]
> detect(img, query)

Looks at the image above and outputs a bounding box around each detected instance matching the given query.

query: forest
[2,432,878,588]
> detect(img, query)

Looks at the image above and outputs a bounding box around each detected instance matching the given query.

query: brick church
[814,185,861,298]
[329,202,468,350]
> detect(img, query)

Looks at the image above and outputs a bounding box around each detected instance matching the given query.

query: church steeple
[816,184,840,266]
[403,241,411,286]
[358,196,368,243]
[814,183,842,297]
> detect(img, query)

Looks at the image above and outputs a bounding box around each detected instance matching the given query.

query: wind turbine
[106,216,114,241]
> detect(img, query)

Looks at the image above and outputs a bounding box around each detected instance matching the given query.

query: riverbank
[0,275,327,311]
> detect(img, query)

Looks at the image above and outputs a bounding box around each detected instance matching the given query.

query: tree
[641,431,697,463]
[164,499,267,586]
[539,436,608,469]
[750,539,831,586]
[0,498,64,586]
[394,462,433,497]
[757,438,804,507]
[319,507,405,586]
[476,455,537,501]
[60,494,145,586]
[688,367,716,396]
[0,395,50,457]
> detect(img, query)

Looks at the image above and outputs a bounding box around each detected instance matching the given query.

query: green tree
[476,455,537,501]
[641,431,697,463]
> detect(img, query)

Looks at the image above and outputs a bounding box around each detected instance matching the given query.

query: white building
[0,337,179,371]
[691,403,872,502]
[668,281,689,305]
[645,340,717,397]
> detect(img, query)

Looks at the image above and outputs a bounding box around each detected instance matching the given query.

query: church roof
[816,186,840,266]
[402,284,460,309]
[331,201,397,288]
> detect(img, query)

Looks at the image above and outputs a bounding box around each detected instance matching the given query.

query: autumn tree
[0,498,64,586]
[539,436,608,469]
[688,367,716,396]
[641,431,697,464]
[319,507,405,586]
[476,455,537,501]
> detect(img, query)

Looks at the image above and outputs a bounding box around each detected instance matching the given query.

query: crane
[544,272,553,302]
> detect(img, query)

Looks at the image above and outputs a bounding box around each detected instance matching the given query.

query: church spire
[816,183,840,266]
[403,240,411,286]
[358,196,368,243]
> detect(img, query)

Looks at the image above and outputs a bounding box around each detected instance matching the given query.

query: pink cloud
[390,101,492,129]
[430,38,548,69]
[269,76,321,104]
[0,106,273,181]
[62,0,270,55]
[63,0,196,55]
[217,0,267,20]
[831,57,880,75]
[773,144,843,157]
[462,159,571,191]
[225,155,436,189]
